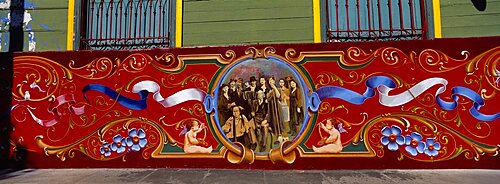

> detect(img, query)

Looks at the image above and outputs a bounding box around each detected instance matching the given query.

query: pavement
[1,169,500,184]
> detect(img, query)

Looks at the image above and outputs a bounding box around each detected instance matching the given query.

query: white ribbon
[132,80,206,108]
[378,77,448,107]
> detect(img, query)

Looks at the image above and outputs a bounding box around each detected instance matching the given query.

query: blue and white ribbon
[83,80,206,110]
[316,76,500,121]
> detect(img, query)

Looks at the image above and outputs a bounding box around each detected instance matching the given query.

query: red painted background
[2,37,500,169]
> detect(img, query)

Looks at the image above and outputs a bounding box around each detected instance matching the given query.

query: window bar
[152,0,157,38]
[113,0,119,40]
[334,0,339,41]
[409,0,415,34]
[398,0,404,36]
[148,0,153,38]
[159,0,163,39]
[387,0,393,38]
[80,0,88,49]
[99,0,104,39]
[356,0,361,38]
[325,0,329,41]
[139,0,143,39]
[167,0,171,44]
[90,0,95,39]
[119,0,123,39]
[106,1,111,39]
[377,0,382,38]
[106,1,112,39]
[128,1,133,39]
[419,0,427,39]
[367,0,372,38]
[162,1,167,39]
[345,0,350,37]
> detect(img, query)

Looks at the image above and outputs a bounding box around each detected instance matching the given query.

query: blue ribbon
[317,76,396,104]
[316,76,500,121]
[436,86,500,121]
[82,84,149,110]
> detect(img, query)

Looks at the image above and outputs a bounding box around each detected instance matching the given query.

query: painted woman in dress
[288,79,303,136]
[183,120,213,154]
[267,76,283,144]
[278,78,290,136]
[256,76,268,95]
[218,84,235,124]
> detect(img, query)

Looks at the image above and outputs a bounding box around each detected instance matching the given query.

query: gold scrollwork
[245,47,276,59]
[315,71,367,88]
[411,49,470,73]
[161,74,209,90]
[174,103,205,117]
[36,117,170,161]
[361,113,499,162]
[318,102,349,115]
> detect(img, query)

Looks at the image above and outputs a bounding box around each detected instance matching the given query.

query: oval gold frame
[207,47,316,164]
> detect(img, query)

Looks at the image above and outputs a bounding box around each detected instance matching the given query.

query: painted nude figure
[312,118,344,153]
[183,120,213,154]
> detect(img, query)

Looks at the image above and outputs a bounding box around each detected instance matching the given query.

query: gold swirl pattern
[68,53,150,80]
[315,71,366,89]
[400,106,492,139]
[412,49,470,73]
[177,50,237,66]
[318,102,349,115]
[175,103,205,117]
[161,74,209,90]
[154,53,179,71]
[360,113,499,162]
[36,117,166,161]
[245,47,277,59]
[465,47,500,90]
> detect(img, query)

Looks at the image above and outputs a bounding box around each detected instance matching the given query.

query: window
[325,0,427,42]
[79,0,173,50]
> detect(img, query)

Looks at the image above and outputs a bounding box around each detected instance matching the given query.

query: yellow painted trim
[313,0,321,43]
[175,0,183,47]
[432,0,442,38]
[66,0,75,50]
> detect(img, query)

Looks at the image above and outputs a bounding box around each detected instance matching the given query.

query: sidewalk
[1,169,500,184]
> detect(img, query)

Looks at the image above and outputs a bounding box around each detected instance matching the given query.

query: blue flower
[126,128,147,152]
[381,125,405,151]
[423,138,441,157]
[110,135,127,154]
[100,142,112,157]
[404,132,425,156]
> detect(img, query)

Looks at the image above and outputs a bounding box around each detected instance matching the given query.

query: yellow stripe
[313,0,321,43]
[67,0,75,50]
[175,0,183,47]
[433,0,442,38]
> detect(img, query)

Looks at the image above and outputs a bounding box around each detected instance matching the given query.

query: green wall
[441,0,500,38]
[28,0,68,51]
[0,0,67,52]
[182,0,314,47]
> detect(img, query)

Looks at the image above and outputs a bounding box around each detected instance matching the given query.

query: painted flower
[100,142,112,157]
[111,135,127,154]
[404,132,426,156]
[381,125,405,151]
[126,128,148,152]
[423,138,441,157]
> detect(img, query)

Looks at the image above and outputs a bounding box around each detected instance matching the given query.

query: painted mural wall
[4,37,500,168]
[440,0,500,38]
[0,0,68,52]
